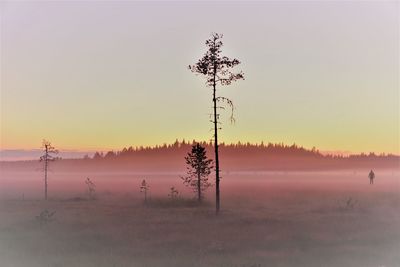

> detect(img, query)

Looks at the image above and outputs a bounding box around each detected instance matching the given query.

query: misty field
[0,171,399,267]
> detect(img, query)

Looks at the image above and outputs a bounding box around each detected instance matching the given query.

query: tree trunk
[197,170,201,202]
[213,64,220,214]
[44,147,48,201]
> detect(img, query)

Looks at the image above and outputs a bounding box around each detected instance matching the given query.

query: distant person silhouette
[368,170,375,184]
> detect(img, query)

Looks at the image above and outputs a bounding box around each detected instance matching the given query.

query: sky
[0,1,399,157]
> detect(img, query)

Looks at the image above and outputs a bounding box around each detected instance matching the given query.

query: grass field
[0,171,399,267]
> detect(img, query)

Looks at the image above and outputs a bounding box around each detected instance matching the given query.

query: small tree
[85,177,96,200]
[168,186,179,200]
[39,140,58,200]
[189,33,244,213]
[182,143,213,202]
[140,179,149,203]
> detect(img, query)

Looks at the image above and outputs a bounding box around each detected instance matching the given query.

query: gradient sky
[1,1,399,155]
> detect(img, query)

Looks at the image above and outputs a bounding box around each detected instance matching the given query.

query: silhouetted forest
[90,140,399,171]
[1,140,398,172]
[0,140,400,172]
[92,140,327,160]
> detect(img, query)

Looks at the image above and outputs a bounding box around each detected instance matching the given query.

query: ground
[0,171,399,267]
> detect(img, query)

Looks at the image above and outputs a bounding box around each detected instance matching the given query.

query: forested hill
[1,141,399,172]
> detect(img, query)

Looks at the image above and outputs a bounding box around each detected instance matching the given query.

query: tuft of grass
[36,209,56,226]
[338,197,358,212]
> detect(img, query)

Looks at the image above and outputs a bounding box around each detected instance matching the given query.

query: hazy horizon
[1,139,399,162]
[1,139,399,163]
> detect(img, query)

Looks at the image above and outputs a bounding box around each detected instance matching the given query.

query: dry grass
[0,172,399,267]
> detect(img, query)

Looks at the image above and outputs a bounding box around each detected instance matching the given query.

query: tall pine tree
[189,33,244,213]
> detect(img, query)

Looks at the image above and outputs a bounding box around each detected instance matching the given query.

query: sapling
[85,177,96,200]
[140,179,149,203]
[182,143,213,202]
[168,186,179,200]
[39,140,58,200]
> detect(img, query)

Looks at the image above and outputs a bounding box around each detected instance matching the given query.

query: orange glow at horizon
[1,1,398,156]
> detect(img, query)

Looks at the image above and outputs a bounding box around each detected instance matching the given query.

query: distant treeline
[1,140,399,172]
[85,140,398,171]
[91,140,395,159]
[91,140,325,160]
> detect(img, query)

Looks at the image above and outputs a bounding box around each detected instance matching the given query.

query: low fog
[0,169,399,267]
